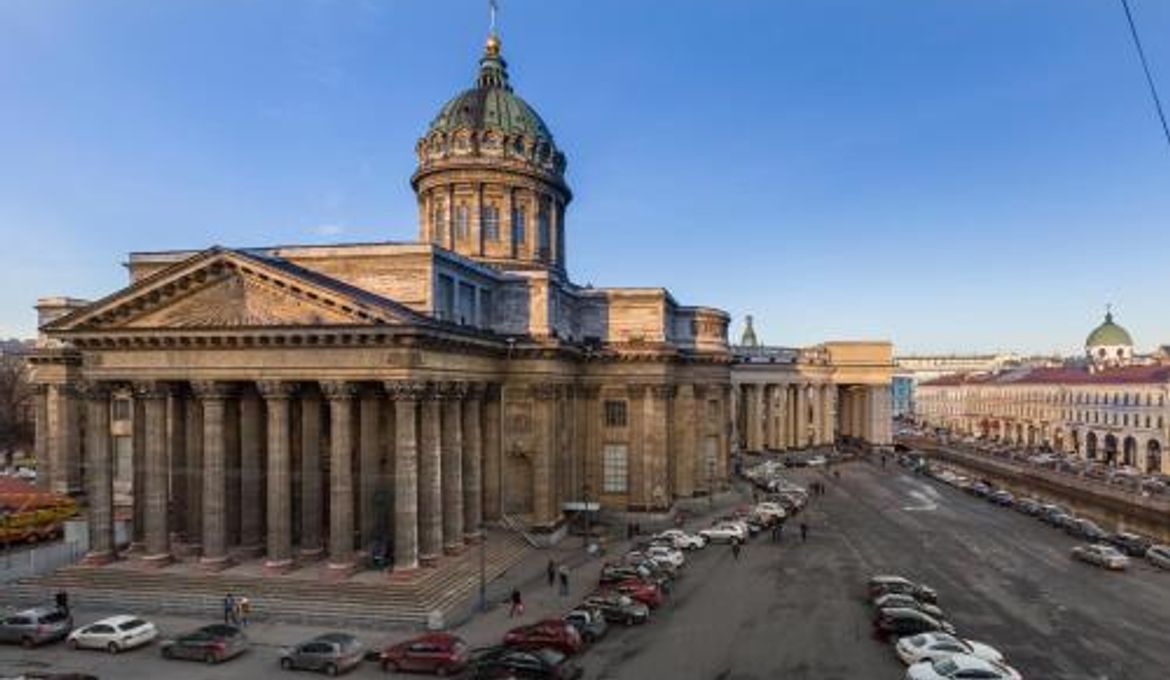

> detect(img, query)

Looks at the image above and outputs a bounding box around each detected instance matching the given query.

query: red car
[613,579,664,608]
[502,619,584,656]
[380,632,469,675]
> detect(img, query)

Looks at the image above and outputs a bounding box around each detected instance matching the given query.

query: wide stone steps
[2,532,531,629]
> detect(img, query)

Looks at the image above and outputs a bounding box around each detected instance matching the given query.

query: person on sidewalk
[732,541,742,560]
[558,565,569,596]
[238,595,251,627]
[800,522,808,542]
[54,590,69,617]
[547,559,556,588]
[222,593,235,625]
[509,588,524,617]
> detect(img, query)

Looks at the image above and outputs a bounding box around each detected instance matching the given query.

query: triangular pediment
[47,248,427,332]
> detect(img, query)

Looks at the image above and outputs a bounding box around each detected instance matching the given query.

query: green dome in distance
[1085,311,1133,348]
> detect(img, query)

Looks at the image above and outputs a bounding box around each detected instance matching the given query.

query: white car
[906,653,1021,680]
[1147,544,1170,570]
[753,502,787,521]
[654,529,707,550]
[698,523,746,543]
[806,455,828,467]
[67,615,157,653]
[1072,543,1129,570]
[645,545,686,568]
[895,632,1005,666]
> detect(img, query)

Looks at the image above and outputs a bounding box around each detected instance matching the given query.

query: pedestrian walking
[547,559,556,588]
[508,588,524,617]
[800,522,808,542]
[732,540,742,560]
[558,565,569,596]
[238,595,251,627]
[54,590,69,617]
[222,593,235,625]
[777,522,784,542]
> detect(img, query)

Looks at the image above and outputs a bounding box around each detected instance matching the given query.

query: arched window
[482,204,500,241]
[537,207,551,259]
[511,205,527,245]
[432,199,447,242]
[455,204,469,239]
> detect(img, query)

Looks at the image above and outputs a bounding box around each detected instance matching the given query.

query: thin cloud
[311,223,345,236]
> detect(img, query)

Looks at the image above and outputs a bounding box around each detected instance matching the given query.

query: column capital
[531,382,557,400]
[256,380,298,400]
[385,379,428,401]
[75,380,113,401]
[579,384,602,400]
[649,384,676,400]
[482,383,502,401]
[463,381,485,400]
[626,383,649,399]
[319,380,357,401]
[437,380,469,400]
[132,380,173,400]
[191,380,235,400]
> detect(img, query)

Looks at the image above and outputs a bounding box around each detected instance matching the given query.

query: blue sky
[1,0,1168,355]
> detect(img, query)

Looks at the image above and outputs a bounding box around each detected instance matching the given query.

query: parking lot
[3,459,1170,679]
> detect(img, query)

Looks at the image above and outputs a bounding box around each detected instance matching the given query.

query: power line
[1119,0,1170,155]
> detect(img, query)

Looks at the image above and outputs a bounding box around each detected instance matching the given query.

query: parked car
[581,593,650,626]
[698,523,746,544]
[868,576,939,604]
[988,490,1014,506]
[599,564,670,592]
[67,615,156,654]
[653,529,706,550]
[1109,532,1152,557]
[611,579,665,609]
[753,502,787,522]
[905,653,1022,680]
[872,593,946,621]
[467,646,582,680]
[160,624,248,664]
[503,619,583,656]
[1072,544,1130,570]
[873,608,955,641]
[279,633,363,676]
[0,607,72,648]
[379,632,469,675]
[1042,510,1072,528]
[1014,498,1041,515]
[1145,544,1170,570]
[645,545,685,569]
[562,608,608,644]
[894,632,1005,666]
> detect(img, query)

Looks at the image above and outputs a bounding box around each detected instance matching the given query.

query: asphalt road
[3,461,1169,679]
[581,461,1170,680]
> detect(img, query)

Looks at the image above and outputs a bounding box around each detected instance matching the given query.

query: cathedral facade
[29,30,891,578]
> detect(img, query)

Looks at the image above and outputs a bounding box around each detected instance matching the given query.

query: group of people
[221,593,252,627]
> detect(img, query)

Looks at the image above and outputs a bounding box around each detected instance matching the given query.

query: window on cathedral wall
[454,204,470,239]
[537,206,551,259]
[436,274,455,322]
[482,203,500,240]
[512,205,527,245]
[604,400,628,428]
[432,199,447,242]
[479,289,493,329]
[113,436,132,485]
[602,444,628,493]
[457,282,476,326]
[112,398,131,422]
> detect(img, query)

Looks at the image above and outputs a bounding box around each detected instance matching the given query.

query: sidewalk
[450,483,751,647]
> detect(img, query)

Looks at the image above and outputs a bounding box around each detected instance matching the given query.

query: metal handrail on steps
[499,514,540,548]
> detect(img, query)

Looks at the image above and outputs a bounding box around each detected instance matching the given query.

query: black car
[161,624,248,664]
[1065,518,1109,542]
[869,581,939,605]
[872,608,955,641]
[468,646,582,679]
[1014,499,1041,515]
[1110,532,1152,557]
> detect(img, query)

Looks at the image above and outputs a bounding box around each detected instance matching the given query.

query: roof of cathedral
[424,33,555,145]
[1085,311,1133,348]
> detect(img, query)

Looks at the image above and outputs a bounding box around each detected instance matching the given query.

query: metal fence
[0,540,84,584]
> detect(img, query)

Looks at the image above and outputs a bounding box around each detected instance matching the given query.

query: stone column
[194,381,231,571]
[417,385,443,566]
[135,381,172,567]
[673,384,696,498]
[80,382,115,565]
[33,385,49,491]
[358,386,382,554]
[47,384,82,496]
[238,390,264,557]
[321,380,357,578]
[809,385,822,446]
[387,381,424,572]
[130,397,146,552]
[184,396,203,550]
[718,385,732,484]
[647,385,673,510]
[166,390,187,544]
[581,385,601,503]
[796,384,809,449]
[822,385,836,445]
[532,383,557,521]
[462,384,483,542]
[300,391,324,559]
[482,384,502,522]
[440,382,465,554]
[775,385,789,451]
[762,385,775,450]
[259,381,296,574]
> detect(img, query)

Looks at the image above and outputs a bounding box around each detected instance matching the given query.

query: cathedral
[29,26,892,579]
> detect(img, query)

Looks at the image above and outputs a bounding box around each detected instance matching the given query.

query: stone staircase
[1,530,531,630]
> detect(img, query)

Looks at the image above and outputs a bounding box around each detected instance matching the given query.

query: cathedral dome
[1086,311,1133,348]
[426,79,553,143]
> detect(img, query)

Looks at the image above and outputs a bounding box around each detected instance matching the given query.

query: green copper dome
[1086,311,1133,347]
[425,35,555,144]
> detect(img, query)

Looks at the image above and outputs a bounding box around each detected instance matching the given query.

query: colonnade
[66,378,500,577]
[733,382,892,452]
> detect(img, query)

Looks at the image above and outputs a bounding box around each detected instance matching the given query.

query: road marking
[902,490,938,512]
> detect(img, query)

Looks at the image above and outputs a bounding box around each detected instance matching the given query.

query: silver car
[1147,544,1170,570]
[0,607,73,648]
[279,632,364,676]
[1072,543,1129,570]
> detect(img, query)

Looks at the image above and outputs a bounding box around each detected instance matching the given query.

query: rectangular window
[482,204,500,240]
[512,206,527,245]
[537,207,551,259]
[603,444,628,493]
[113,436,133,485]
[457,282,476,326]
[432,200,447,242]
[604,400,628,428]
[437,274,455,321]
[455,204,469,239]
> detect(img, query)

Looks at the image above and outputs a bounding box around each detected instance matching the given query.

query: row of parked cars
[867,575,1024,680]
[929,465,1170,573]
